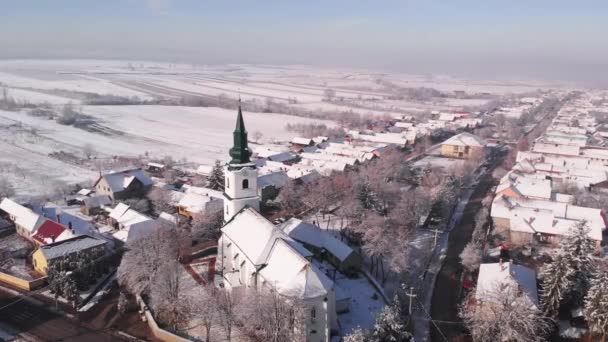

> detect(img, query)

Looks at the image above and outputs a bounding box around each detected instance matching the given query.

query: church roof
[229,102,252,165]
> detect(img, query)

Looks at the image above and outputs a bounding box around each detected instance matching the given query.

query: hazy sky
[2,0,608,83]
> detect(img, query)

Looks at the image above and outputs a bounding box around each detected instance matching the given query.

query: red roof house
[32,220,67,245]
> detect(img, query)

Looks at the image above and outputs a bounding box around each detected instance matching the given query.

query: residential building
[0,198,44,239]
[94,168,153,201]
[440,133,486,159]
[32,235,107,275]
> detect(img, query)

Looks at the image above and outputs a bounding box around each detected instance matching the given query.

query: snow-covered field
[0,59,563,196]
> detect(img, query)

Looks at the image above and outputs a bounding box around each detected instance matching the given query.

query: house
[279,218,361,275]
[257,172,290,202]
[94,168,153,201]
[0,198,44,239]
[490,195,605,250]
[31,219,71,245]
[146,162,166,174]
[267,152,299,164]
[108,204,156,243]
[218,104,337,341]
[476,261,538,306]
[81,195,112,216]
[177,192,223,218]
[32,235,107,275]
[440,133,486,159]
[291,137,315,148]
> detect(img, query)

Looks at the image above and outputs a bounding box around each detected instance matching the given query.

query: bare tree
[238,289,307,342]
[216,288,239,341]
[252,130,263,143]
[190,284,218,342]
[147,187,175,214]
[460,286,553,342]
[150,260,192,331]
[83,143,96,159]
[323,88,336,101]
[191,209,223,241]
[460,242,482,272]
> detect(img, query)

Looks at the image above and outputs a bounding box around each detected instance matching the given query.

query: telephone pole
[406,287,417,315]
[429,228,442,247]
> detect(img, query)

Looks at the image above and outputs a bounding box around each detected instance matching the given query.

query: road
[0,288,123,342]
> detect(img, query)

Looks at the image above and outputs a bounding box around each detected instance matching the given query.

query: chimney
[68,222,73,232]
[56,214,60,223]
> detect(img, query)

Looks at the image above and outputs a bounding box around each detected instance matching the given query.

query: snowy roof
[441,132,486,147]
[279,218,354,262]
[158,212,178,225]
[0,198,43,233]
[196,164,213,175]
[496,176,552,200]
[96,168,152,193]
[83,195,112,208]
[268,152,298,163]
[109,203,130,220]
[178,192,222,214]
[258,172,289,189]
[32,220,67,245]
[147,162,165,169]
[259,239,333,299]
[77,188,93,196]
[292,137,314,146]
[476,262,538,304]
[182,185,224,199]
[38,235,106,260]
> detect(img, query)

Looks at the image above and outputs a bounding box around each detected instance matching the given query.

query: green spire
[229,100,251,164]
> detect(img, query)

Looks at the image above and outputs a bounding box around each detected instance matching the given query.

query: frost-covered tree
[370,299,412,342]
[584,266,608,341]
[460,241,483,272]
[460,287,553,342]
[539,251,574,316]
[562,221,595,307]
[356,180,381,212]
[206,160,225,191]
[344,327,369,342]
[0,179,15,199]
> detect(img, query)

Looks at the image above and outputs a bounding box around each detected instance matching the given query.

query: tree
[57,102,78,125]
[216,288,239,341]
[117,224,185,295]
[584,264,608,341]
[191,209,223,241]
[122,198,151,214]
[562,221,595,307]
[460,286,553,342]
[460,241,482,272]
[150,260,192,331]
[323,88,336,101]
[277,179,304,213]
[539,251,575,317]
[344,327,369,342]
[147,187,175,214]
[190,284,218,342]
[83,143,96,159]
[370,298,412,342]
[238,290,307,342]
[252,130,263,143]
[206,160,225,191]
[0,179,15,199]
[63,275,79,308]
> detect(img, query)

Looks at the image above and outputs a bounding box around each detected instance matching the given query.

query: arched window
[242,179,249,189]
[310,307,317,323]
[226,178,230,189]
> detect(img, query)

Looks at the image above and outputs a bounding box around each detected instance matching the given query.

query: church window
[310,307,317,323]
[240,260,246,267]
[233,253,239,260]
[226,178,230,188]
[242,179,249,189]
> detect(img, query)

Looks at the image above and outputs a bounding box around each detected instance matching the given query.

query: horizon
[2,1,608,86]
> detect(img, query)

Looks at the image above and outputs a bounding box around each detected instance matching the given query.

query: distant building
[440,132,486,159]
[32,235,107,275]
[94,168,153,201]
[476,261,538,306]
[0,198,44,240]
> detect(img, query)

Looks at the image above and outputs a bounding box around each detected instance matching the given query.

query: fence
[0,271,47,291]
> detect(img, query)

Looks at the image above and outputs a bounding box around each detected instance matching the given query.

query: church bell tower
[223,101,259,221]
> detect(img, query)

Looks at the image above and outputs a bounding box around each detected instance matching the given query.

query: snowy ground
[0,233,37,280]
[0,60,560,196]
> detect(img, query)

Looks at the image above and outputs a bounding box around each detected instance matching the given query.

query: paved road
[0,289,122,342]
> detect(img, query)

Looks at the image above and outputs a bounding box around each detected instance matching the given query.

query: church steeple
[229,100,251,164]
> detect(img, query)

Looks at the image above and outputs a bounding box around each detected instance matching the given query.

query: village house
[31,219,73,246]
[218,104,338,342]
[177,192,223,218]
[257,171,289,202]
[475,261,538,306]
[94,168,153,201]
[0,198,44,240]
[32,235,107,275]
[108,203,156,243]
[279,218,362,275]
[440,132,486,159]
[490,194,605,250]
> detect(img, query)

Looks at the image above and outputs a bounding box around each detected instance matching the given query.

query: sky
[1,0,608,84]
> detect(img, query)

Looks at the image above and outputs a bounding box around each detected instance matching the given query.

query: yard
[0,232,40,280]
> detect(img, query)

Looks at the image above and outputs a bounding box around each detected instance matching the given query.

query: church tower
[223,101,259,221]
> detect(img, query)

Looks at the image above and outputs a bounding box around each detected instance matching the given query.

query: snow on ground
[3,88,78,105]
[313,260,385,335]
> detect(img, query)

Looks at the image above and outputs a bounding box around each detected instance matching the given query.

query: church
[218,103,338,341]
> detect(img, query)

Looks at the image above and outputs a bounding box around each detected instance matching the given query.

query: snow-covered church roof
[221,208,333,299]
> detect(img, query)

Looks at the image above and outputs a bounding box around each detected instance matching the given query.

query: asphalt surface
[0,289,121,342]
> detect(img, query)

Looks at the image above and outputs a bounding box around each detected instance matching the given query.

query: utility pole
[429,228,442,247]
[406,287,417,315]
